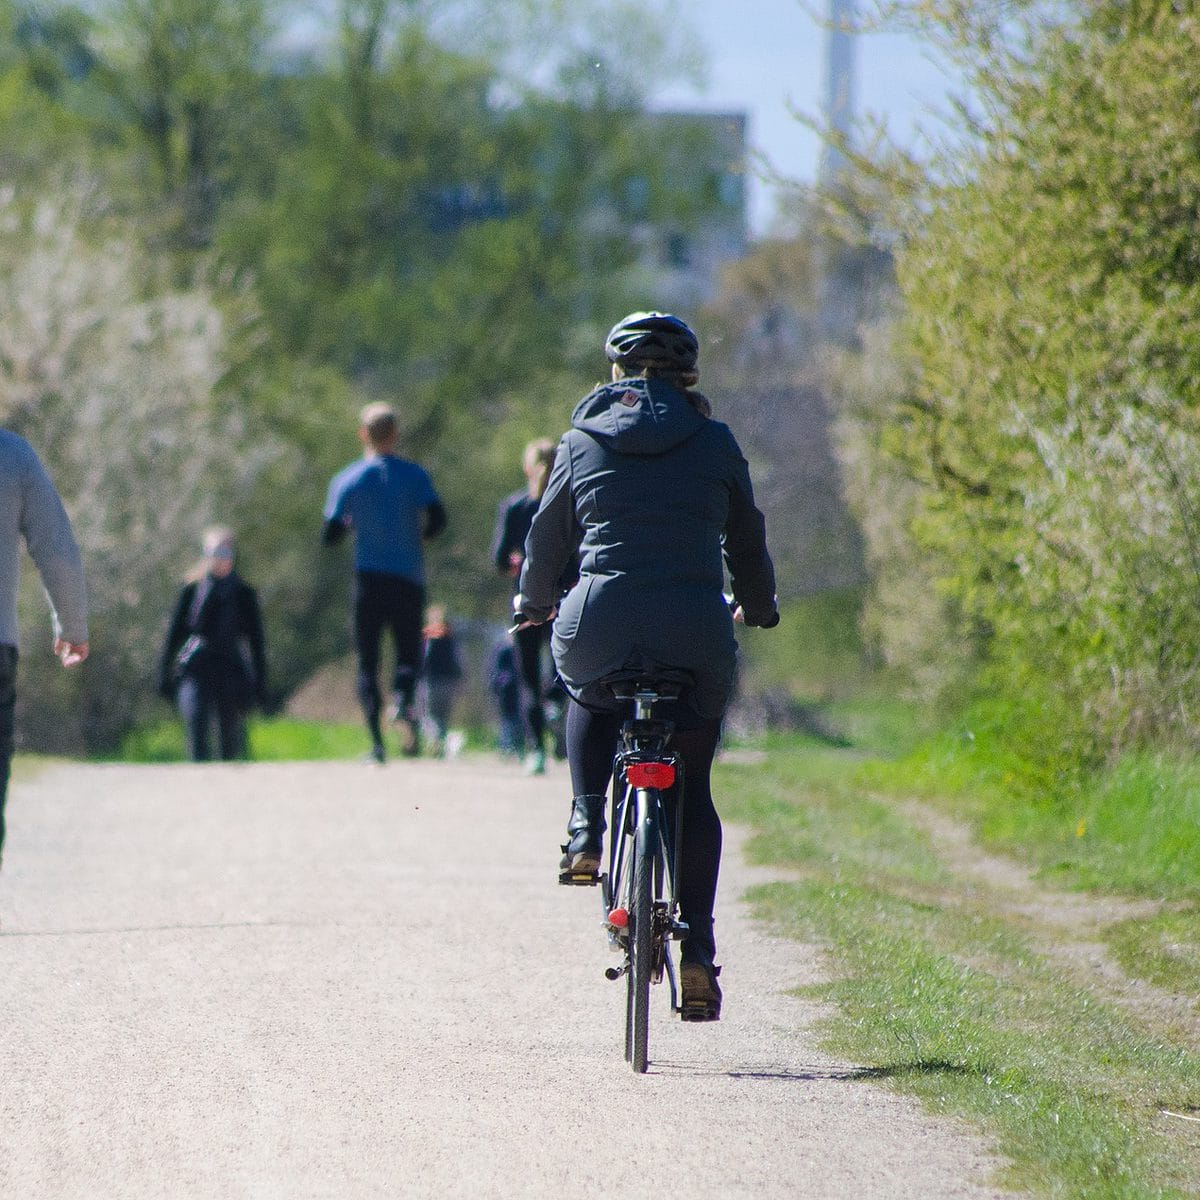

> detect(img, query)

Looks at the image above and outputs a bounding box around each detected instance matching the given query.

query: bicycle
[559,668,704,1073]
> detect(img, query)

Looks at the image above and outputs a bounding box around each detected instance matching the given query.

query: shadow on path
[651,1059,976,1084]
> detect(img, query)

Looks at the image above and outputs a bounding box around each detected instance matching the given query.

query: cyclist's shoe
[558,793,605,882]
[559,846,601,877]
[680,945,722,1021]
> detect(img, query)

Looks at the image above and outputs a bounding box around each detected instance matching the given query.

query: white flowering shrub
[2,180,274,748]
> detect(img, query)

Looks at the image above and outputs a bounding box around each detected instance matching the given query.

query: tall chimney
[820,0,857,187]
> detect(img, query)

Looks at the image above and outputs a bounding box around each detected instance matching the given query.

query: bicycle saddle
[603,667,693,701]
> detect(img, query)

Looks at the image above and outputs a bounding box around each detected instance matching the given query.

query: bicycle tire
[629,791,657,1073]
[612,779,636,1064]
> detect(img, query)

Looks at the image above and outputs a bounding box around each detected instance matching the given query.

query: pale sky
[654,0,959,234]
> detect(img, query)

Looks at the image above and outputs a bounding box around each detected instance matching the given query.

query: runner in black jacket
[517,312,778,1019]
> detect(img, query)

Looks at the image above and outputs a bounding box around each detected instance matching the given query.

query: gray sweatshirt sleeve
[21,449,88,643]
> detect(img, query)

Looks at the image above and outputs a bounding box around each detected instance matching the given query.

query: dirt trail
[0,758,1013,1199]
[903,800,1199,1042]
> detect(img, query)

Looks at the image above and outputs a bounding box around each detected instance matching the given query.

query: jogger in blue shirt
[324,403,446,762]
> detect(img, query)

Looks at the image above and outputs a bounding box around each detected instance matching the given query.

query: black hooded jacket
[519,376,776,717]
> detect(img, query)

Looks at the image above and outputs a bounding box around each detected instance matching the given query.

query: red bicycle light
[626,761,676,789]
[608,908,629,928]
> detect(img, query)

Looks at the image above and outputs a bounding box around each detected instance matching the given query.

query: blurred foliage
[700,225,885,597]
[0,0,731,750]
[828,0,1200,762]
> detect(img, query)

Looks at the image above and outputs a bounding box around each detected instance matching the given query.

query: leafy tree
[0,0,740,747]
[849,0,1200,755]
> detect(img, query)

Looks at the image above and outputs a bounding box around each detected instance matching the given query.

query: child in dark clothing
[488,641,524,759]
[420,605,463,757]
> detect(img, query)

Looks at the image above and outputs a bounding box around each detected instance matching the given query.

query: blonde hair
[186,525,235,581]
[202,525,235,556]
[523,438,557,501]
[359,402,398,448]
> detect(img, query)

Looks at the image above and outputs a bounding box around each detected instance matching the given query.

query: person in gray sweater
[517,312,778,1019]
[0,430,89,867]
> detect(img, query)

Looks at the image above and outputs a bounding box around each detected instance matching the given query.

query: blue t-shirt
[324,454,441,583]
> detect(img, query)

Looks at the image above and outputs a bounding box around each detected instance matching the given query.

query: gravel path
[0,758,1012,1199]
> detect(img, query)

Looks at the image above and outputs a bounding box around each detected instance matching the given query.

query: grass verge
[861,705,1200,902]
[716,736,1200,1199]
[115,717,373,762]
[112,717,495,762]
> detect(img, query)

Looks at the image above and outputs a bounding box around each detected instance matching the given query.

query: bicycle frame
[599,680,690,1070]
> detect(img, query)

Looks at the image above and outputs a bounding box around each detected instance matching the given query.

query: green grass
[114,717,373,763]
[111,716,498,762]
[862,705,1200,901]
[738,586,871,700]
[716,734,1200,1198]
[1105,911,1200,1001]
[8,753,65,781]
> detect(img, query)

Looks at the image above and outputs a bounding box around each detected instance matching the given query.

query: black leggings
[514,622,552,751]
[566,697,723,957]
[354,572,425,742]
[177,676,246,762]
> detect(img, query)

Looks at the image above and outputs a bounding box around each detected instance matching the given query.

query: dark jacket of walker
[159,573,267,707]
[518,376,776,718]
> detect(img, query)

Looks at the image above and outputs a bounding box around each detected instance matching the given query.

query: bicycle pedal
[680,1002,721,1023]
[558,869,601,887]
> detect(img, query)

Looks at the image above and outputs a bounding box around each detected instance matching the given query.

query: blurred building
[622,111,750,309]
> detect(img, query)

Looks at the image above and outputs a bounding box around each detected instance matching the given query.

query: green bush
[846,3,1200,760]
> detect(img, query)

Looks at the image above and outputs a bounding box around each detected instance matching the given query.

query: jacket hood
[570,377,706,456]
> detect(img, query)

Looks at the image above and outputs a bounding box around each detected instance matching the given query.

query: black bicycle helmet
[604,311,699,370]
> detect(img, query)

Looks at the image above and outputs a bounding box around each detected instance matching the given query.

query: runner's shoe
[388,702,421,757]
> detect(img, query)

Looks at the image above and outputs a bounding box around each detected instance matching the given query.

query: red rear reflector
[626,761,676,789]
[608,908,629,928]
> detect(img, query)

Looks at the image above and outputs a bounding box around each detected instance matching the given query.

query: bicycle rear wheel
[627,792,657,1074]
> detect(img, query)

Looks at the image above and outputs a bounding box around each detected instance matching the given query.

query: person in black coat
[517,312,779,1020]
[159,527,267,762]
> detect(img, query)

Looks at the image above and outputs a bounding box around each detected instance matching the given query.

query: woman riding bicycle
[516,311,778,1019]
